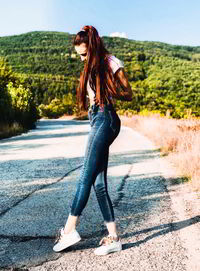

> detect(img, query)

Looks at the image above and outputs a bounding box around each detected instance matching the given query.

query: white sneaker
[53,228,81,252]
[94,235,122,256]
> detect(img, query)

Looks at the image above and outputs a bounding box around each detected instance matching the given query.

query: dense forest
[0,31,200,125]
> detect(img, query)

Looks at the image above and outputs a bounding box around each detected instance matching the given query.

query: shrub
[7,82,38,128]
[39,93,76,118]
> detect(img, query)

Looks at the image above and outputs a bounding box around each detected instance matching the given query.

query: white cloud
[109,32,128,39]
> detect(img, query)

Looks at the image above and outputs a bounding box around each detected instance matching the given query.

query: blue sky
[0,0,200,46]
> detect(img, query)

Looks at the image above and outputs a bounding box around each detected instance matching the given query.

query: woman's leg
[93,148,114,221]
[64,214,79,234]
[106,222,118,237]
[93,148,118,237]
[64,116,112,233]
[64,109,121,235]
[93,148,122,256]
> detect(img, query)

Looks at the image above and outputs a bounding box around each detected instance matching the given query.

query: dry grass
[120,114,200,190]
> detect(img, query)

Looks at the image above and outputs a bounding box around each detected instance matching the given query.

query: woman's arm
[114,68,132,101]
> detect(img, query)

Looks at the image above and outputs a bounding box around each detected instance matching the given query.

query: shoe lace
[99,235,119,246]
[54,228,64,244]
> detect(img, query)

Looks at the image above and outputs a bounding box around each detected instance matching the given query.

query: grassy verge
[120,114,200,190]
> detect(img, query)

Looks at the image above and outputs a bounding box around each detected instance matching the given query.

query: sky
[0,0,200,46]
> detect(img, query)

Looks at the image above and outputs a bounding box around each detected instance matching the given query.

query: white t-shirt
[107,55,124,74]
[87,55,124,101]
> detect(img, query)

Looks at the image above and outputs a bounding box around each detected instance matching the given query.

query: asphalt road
[0,118,199,271]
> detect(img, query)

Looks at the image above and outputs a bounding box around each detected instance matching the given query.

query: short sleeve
[108,55,124,74]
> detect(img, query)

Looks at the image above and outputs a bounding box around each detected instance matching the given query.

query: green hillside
[0,31,200,118]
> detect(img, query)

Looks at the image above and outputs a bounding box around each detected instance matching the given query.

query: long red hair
[74,25,118,110]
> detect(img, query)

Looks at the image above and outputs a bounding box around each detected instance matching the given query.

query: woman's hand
[114,68,132,101]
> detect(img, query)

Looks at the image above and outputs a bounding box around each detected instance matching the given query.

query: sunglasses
[79,52,87,57]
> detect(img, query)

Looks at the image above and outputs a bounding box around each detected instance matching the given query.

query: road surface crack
[0,164,83,219]
[113,164,133,208]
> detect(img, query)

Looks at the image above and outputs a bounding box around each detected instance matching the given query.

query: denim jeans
[70,104,121,222]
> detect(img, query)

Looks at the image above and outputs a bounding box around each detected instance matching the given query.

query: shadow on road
[37,119,89,128]
[0,131,89,147]
[122,215,200,250]
[0,147,197,269]
[0,119,89,144]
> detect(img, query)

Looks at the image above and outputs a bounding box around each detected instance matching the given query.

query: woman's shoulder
[107,55,124,74]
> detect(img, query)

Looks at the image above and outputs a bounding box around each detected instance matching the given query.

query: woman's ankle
[106,221,118,238]
[64,227,76,234]
[108,232,118,238]
[64,215,78,234]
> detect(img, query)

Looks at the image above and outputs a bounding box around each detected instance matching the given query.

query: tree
[0,57,13,123]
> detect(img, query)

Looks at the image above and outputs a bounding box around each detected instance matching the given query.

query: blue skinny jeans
[70,104,121,222]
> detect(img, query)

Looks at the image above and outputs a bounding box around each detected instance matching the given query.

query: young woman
[53,25,132,256]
